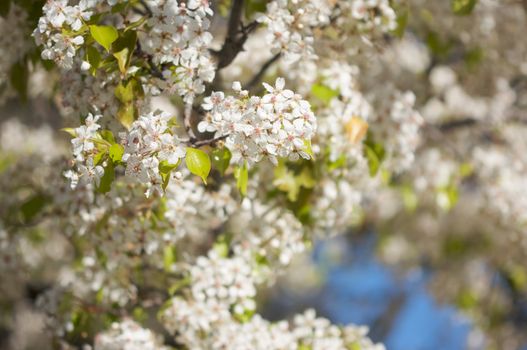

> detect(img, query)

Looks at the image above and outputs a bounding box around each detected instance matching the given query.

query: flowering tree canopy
[0,0,526,349]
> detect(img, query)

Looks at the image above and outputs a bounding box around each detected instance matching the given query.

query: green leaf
[109,143,124,163]
[0,154,14,174]
[401,185,418,212]
[61,128,77,137]
[20,194,50,222]
[245,0,267,19]
[97,161,115,193]
[132,307,147,324]
[234,162,249,196]
[364,145,381,176]
[303,139,314,159]
[10,61,28,101]
[85,45,101,75]
[168,277,191,296]
[393,4,409,38]
[159,159,181,190]
[426,32,452,58]
[465,47,484,70]
[99,130,116,143]
[437,185,459,210]
[0,0,11,18]
[163,245,177,272]
[211,147,232,175]
[456,290,478,310]
[213,240,229,258]
[115,79,143,129]
[328,154,346,171]
[233,307,255,323]
[89,25,118,52]
[111,1,130,13]
[125,17,146,31]
[459,162,474,178]
[115,78,143,103]
[363,133,385,177]
[273,162,315,202]
[117,103,136,130]
[93,150,106,165]
[311,84,339,105]
[273,162,297,201]
[112,30,137,74]
[115,81,134,103]
[451,0,478,15]
[185,148,211,184]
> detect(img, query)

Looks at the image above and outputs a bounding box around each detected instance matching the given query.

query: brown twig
[245,53,281,93]
[213,0,259,70]
[190,134,229,147]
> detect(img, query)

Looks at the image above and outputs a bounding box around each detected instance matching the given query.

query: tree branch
[246,53,281,93]
[437,118,477,132]
[190,134,229,147]
[184,103,197,142]
[214,0,258,70]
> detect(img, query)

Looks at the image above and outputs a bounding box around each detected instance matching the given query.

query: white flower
[200,78,317,166]
[78,159,104,187]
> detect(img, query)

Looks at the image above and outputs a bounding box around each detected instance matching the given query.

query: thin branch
[190,134,229,147]
[437,118,477,132]
[227,0,244,42]
[214,0,259,70]
[246,53,281,93]
[184,102,197,141]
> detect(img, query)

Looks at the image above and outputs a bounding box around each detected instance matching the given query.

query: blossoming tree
[0,0,526,349]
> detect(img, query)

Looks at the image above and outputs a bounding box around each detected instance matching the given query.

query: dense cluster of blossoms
[258,0,396,64]
[67,113,104,188]
[94,319,168,350]
[199,78,317,166]
[121,110,186,196]
[257,0,333,63]
[2,0,527,349]
[369,89,423,172]
[34,0,102,70]
[230,198,306,268]
[142,0,215,103]
[162,304,385,350]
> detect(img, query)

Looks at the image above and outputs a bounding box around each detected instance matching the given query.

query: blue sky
[265,234,476,350]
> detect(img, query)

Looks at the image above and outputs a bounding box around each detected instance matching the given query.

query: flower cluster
[231,199,306,268]
[473,140,527,229]
[58,65,129,120]
[370,90,423,172]
[161,251,258,346]
[198,78,317,166]
[162,302,384,350]
[257,0,333,64]
[121,110,186,197]
[94,319,167,350]
[345,0,397,32]
[67,113,105,188]
[33,0,102,69]
[258,0,396,64]
[189,250,257,314]
[141,0,215,103]
[164,178,236,247]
